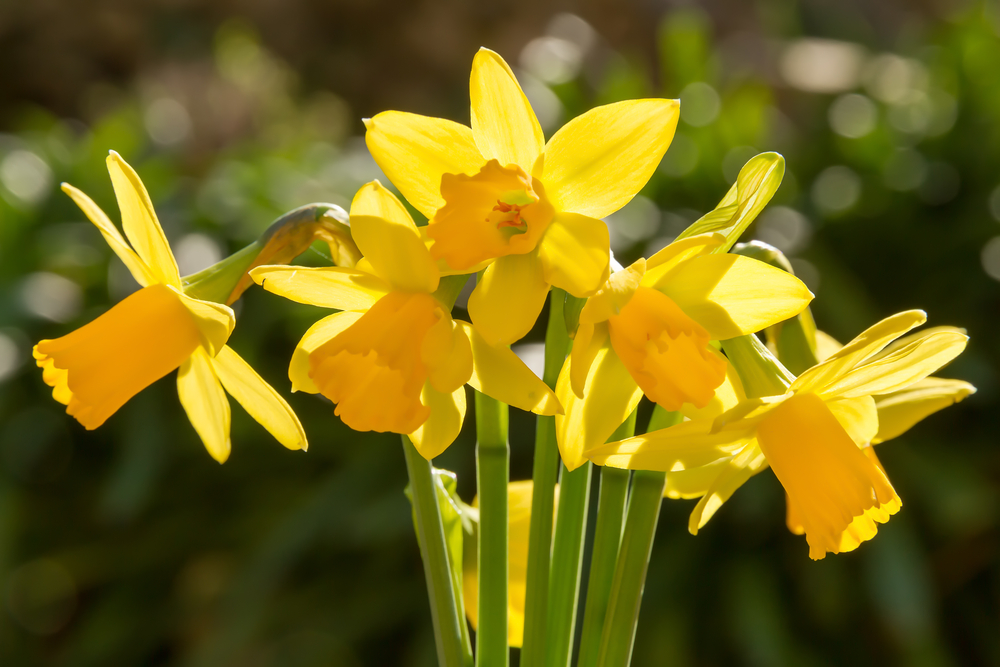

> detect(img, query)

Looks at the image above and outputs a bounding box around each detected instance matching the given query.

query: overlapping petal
[106,151,180,287]
[289,311,364,393]
[654,254,813,341]
[349,181,439,293]
[177,347,231,463]
[250,265,390,310]
[457,321,561,416]
[409,384,467,460]
[469,48,544,171]
[364,111,485,218]
[536,212,610,297]
[174,289,236,356]
[539,99,679,219]
[872,377,976,444]
[211,345,307,452]
[61,183,157,287]
[556,339,642,471]
[467,253,549,346]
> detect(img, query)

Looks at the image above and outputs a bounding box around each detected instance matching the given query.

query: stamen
[489,200,528,231]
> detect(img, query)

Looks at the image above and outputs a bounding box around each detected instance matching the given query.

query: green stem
[402,437,469,667]
[545,459,593,667]
[597,409,682,667]
[475,391,510,667]
[576,412,638,667]
[520,289,571,667]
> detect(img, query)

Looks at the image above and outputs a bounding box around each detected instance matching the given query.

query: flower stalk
[475,389,510,667]
[520,289,571,666]
[402,436,471,667]
[576,410,638,667]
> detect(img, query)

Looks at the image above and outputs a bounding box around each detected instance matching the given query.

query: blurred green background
[1,1,998,665]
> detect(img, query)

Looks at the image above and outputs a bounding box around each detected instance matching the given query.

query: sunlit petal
[177,347,231,463]
[470,48,544,171]
[290,311,364,393]
[364,111,486,218]
[540,99,679,219]
[211,345,307,452]
[467,253,550,346]
[174,288,235,357]
[250,265,391,310]
[536,212,610,297]
[106,151,180,287]
[872,377,976,444]
[409,383,467,460]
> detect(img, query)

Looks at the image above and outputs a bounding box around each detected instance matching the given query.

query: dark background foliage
[0,0,997,665]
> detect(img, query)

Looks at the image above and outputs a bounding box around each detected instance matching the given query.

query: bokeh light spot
[812,166,861,214]
[828,94,877,138]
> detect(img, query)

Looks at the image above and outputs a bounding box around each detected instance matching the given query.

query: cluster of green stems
[404,289,676,667]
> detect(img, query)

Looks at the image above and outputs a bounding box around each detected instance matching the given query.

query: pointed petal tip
[362,117,373,130]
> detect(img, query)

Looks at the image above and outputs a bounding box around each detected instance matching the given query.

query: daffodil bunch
[32,48,974,667]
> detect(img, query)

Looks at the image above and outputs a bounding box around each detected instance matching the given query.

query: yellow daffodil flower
[250,181,562,459]
[555,232,813,470]
[588,310,969,559]
[34,152,307,463]
[364,48,680,345]
[462,480,555,647]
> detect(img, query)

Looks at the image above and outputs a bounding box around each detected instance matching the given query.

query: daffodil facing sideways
[34,152,307,463]
[555,232,814,470]
[250,180,562,459]
[462,480,555,648]
[588,310,970,559]
[364,48,680,346]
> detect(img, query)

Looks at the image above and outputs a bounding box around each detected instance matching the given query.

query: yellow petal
[210,345,307,451]
[536,212,610,297]
[364,111,486,219]
[654,254,814,341]
[457,321,562,416]
[688,444,766,533]
[173,288,235,357]
[579,260,645,326]
[663,458,730,499]
[641,232,725,281]
[250,265,391,310]
[470,48,544,172]
[61,183,156,286]
[826,395,878,445]
[673,152,785,249]
[349,181,439,293]
[34,284,200,430]
[467,253,550,346]
[177,347,231,463]
[568,322,607,397]
[540,99,679,219]
[820,330,968,399]
[813,330,843,362]
[290,311,365,393]
[106,151,180,287]
[872,377,976,444]
[409,383,467,460]
[587,416,756,472]
[791,310,927,395]
[555,341,642,471]
[422,315,474,393]
[680,360,746,421]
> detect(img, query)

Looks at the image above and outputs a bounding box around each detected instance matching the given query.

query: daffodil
[462,480,555,648]
[34,152,307,463]
[588,310,969,559]
[364,48,680,345]
[250,181,561,459]
[555,232,813,470]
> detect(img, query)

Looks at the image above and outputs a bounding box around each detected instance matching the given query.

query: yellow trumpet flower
[364,48,680,345]
[34,152,307,463]
[555,232,814,470]
[588,310,970,559]
[251,181,562,459]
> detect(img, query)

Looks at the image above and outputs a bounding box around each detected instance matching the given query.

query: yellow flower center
[607,286,726,411]
[33,284,202,430]
[308,292,446,434]
[758,393,901,560]
[428,159,554,271]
